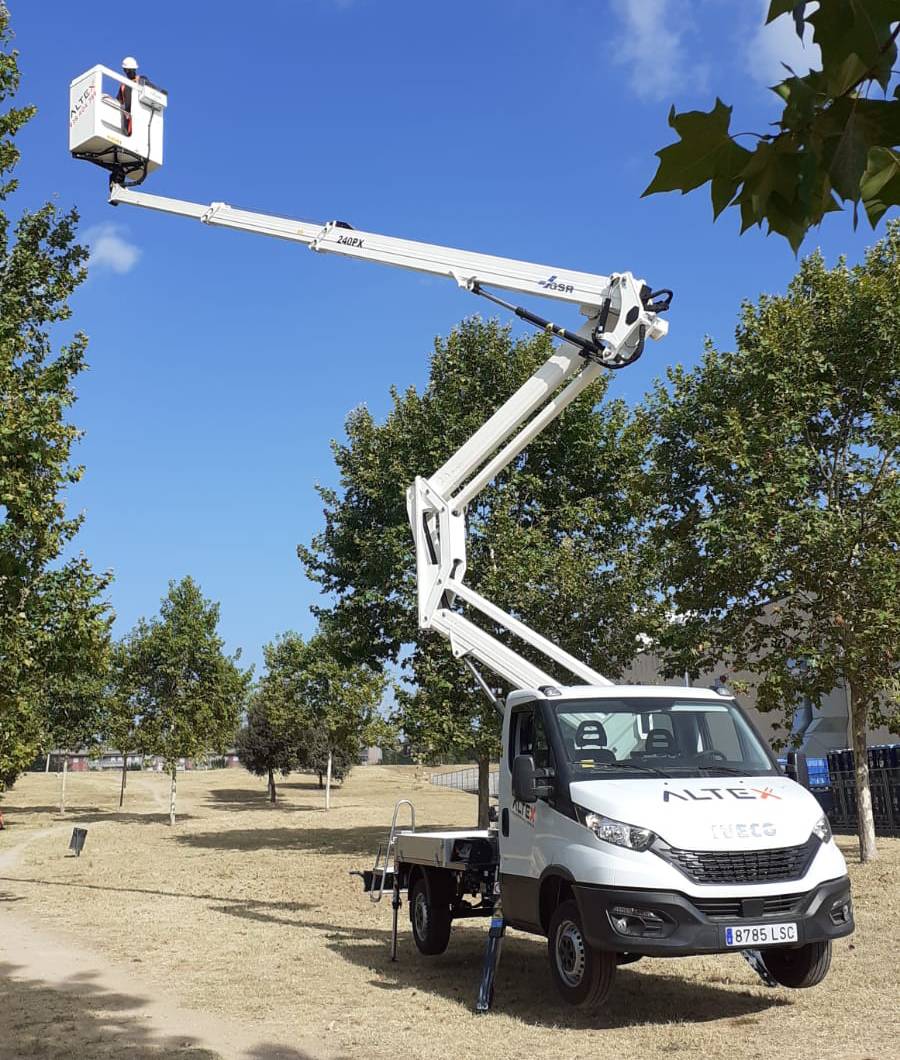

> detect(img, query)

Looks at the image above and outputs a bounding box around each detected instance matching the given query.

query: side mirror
[785,750,810,788]
[512,755,554,803]
[512,755,537,803]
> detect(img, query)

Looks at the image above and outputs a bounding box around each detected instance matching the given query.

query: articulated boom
[408,276,667,694]
[100,189,668,698]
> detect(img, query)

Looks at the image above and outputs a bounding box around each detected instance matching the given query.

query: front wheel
[547,899,616,1010]
[761,940,832,988]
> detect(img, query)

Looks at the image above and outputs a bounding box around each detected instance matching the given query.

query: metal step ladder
[368,798,416,903]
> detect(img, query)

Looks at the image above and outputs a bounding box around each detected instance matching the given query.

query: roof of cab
[506,684,730,709]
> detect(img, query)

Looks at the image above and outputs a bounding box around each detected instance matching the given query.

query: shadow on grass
[0,961,217,1058]
[206,903,792,1029]
[279,778,335,792]
[0,874,313,917]
[336,926,792,1028]
[0,962,318,1059]
[204,789,323,814]
[174,823,458,857]
[1,806,198,826]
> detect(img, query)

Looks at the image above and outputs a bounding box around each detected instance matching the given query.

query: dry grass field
[0,766,898,1060]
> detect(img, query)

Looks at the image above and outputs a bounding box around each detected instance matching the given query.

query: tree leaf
[767,1,805,25]
[810,0,899,94]
[820,97,900,202]
[643,99,751,200]
[861,146,900,225]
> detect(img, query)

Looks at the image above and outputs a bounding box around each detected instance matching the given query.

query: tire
[761,940,832,988]
[409,874,452,956]
[547,899,616,1010]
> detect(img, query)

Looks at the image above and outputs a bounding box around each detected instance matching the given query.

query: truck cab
[496,684,853,1007]
[377,683,853,1012]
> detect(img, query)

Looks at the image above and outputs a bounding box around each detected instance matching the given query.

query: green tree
[263,631,386,809]
[129,577,250,824]
[297,726,358,790]
[645,227,900,862]
[0,9,111,798]
[44,634,110,815]
[100,639,153,809]
[300,318,659,826]
[235,690,297,803]
[645,2,900,250]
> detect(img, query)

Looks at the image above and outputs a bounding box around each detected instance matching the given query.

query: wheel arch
[539,866,577,935]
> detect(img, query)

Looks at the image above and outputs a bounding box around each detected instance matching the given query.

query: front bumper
[573,875,854,956]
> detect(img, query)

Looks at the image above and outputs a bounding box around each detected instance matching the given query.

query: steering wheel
[697,750,727,762]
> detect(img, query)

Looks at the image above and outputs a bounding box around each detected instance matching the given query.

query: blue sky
[8,0,880,674]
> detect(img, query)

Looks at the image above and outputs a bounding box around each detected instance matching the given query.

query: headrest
[575,720,608,749]
[645,728,675,753]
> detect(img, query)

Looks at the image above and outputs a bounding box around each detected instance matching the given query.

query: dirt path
[0,818,329,1060]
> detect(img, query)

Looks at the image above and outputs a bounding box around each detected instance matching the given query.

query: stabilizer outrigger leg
[741,948,777,986]
[475,900,506,1013]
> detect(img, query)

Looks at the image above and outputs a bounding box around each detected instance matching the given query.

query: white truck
[70,62,855,1014]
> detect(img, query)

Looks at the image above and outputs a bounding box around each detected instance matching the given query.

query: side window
[532,713,551,770]
[508,710,531,770]
[639,711,673,737]
[510,709,552,771]
[702,712,742,760]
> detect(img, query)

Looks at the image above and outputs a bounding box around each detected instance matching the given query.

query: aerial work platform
[69,64,167,185]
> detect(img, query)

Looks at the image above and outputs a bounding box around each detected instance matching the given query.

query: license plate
[725,922,798,947]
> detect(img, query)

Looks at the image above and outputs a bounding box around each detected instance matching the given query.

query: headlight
[812,815,832,844]
[575,806,656,852]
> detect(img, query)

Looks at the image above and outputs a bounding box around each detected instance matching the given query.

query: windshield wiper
[695,764,746,775]
[595,761,672,779]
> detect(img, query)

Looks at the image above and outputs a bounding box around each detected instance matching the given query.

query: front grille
[656,837,819,885]
[692,893,805,919]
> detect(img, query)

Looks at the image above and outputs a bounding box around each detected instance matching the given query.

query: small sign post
[69,827,87,857]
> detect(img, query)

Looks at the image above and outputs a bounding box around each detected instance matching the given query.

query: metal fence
[430,767,499,796]
[813,746,900,837]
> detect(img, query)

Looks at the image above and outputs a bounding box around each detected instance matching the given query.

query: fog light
[829,895,852,925]
[608,904,672,938]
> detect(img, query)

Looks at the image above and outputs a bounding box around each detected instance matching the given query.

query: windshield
[551,697,777,779]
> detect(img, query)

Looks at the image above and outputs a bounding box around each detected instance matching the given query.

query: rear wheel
[547,899,616,1010]
[761,940,832,988]
[409,874,452,955]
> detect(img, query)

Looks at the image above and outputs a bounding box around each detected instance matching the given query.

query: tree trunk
[119,756,128,808]
[317,772,324,789]
[268,767,276,804]
[59,754,68,815]
[477,753,490,830]
[169,766,177,827]
[849,683,878,862]
[325,751,333,810]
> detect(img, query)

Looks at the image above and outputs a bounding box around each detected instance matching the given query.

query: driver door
[500,705,552,926]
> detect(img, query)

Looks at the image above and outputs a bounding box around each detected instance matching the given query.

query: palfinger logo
[751,787,781,800]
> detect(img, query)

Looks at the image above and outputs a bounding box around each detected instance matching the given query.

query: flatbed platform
[394,829,498,870]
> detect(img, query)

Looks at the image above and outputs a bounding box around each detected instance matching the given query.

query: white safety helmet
[121,56,139,71]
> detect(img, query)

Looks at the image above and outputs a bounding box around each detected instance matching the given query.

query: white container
[69,64,166,179]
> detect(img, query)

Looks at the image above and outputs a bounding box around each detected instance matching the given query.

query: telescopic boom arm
[106,181,671,695]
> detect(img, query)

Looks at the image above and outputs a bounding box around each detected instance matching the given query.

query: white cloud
[611,0,708,103]
[744,1,821,85]
[84,223,141,274]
